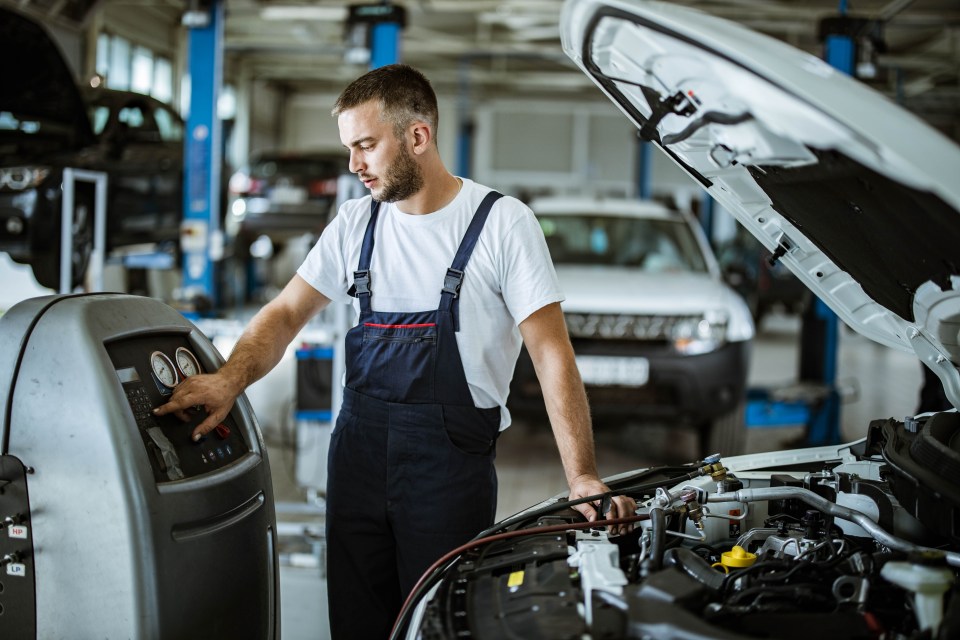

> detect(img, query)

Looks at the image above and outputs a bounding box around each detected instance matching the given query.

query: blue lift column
[323,3,405,431]
[180,0,224,318]
[347,3,407,71]
[457,58,474,179]
[636,135,715,239]
[636,139,652,201]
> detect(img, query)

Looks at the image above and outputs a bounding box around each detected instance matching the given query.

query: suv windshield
[539,214,708,273]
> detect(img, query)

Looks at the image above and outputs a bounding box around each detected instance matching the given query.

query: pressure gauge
[150,351,179,388]
[175,347,202,378]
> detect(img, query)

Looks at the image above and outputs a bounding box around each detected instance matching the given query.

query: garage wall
[473,99,629,198]
[472,98,708,206]
[276,91,709,210]
[246,79,287,159]
[282,93,344,152]
[279,93,460,170]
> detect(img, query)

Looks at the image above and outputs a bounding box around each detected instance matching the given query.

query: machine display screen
[116,366,140,384]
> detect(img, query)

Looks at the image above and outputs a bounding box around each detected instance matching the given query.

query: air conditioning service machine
[0,293,279,638]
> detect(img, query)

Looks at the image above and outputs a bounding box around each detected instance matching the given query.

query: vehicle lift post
[180,0,225,318]
[318,2,407,452]
[743,1,871,445]
[59,169,107,294]
[636,139,652,201]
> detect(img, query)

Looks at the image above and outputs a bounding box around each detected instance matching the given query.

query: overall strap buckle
[441,268,465,297]
[353,270,371,296]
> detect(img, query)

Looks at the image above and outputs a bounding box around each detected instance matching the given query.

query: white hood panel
[557,267,738,316]
[561,0,960,203]
[561,0,960,408]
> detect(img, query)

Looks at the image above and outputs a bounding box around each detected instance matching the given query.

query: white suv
[509,196,755,455]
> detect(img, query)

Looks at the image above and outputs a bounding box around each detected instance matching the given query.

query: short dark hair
[332,64,439,142]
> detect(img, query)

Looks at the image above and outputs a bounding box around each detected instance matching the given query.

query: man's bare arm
[519,303,599,485]
[154,275,332,439]
[518,302,636,531]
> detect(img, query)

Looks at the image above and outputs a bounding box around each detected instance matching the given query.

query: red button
[214,424,231,440]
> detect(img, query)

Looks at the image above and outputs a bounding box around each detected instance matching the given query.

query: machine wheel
[701,398,746,459]
[31,194,94,290]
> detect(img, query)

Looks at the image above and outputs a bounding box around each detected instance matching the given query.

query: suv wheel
[702,398,746,458]
[31,194,94,290]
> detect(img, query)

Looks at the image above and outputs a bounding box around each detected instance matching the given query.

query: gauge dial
[150,351,179,388]
[176,347,202,378]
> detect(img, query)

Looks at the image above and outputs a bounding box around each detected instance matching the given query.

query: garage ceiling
[8,0,960,137]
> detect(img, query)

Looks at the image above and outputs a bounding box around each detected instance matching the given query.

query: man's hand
[151,276,330,443]
[568,474,637,536]
[153,372,242,442]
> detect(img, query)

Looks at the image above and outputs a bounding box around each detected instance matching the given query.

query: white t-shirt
[297,178,563,429]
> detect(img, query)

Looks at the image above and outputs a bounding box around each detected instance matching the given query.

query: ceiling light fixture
[260,6,348,21]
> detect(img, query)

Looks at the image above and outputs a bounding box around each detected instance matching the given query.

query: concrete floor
[0,260,926,640]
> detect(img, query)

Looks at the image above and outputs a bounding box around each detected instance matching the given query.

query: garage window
[96,32,173,104]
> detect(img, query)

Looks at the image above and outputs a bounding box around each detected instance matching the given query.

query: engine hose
[710,487,960,568]
[663,547,726,591]
[389,513,649,640]
[648,506,666,571]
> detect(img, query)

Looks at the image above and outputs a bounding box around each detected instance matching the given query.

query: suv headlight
[0,166,51,191]
[670,314,727,355]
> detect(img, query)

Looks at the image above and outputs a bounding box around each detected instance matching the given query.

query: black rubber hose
[648,507,666,571]
[663,547,725,591]
[389,513,649,640]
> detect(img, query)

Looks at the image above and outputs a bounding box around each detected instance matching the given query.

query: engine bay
[401,412,960,639]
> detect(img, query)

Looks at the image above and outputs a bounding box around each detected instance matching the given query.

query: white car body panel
[560,0,960,408]
[559,266,747,318]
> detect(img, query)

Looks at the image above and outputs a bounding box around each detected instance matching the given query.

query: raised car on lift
[225,150,349,259]
[0,6,184,290]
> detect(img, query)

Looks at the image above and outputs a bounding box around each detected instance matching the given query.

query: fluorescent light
[260,6,348,21]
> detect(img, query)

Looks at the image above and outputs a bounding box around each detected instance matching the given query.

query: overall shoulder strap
[348,199,381,314]
[440,190,504,319]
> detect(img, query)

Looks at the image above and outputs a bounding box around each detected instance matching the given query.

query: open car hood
[0,6,94,147]
[560,0,960,409]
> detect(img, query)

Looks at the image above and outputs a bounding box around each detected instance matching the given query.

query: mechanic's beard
[374,144,424,203]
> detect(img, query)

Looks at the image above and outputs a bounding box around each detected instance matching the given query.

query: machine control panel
[106,334,250,483]
[0,456,36,636]
[0,294,277,638]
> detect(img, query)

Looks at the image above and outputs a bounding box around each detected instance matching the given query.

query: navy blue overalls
[326,191,504,639]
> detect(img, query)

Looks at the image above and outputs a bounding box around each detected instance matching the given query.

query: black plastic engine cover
[420,534,589,640]
[868,414,960,543]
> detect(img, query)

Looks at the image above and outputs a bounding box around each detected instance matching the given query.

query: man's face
[339,101,424,203]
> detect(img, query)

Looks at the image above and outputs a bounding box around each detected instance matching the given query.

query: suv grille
[565,312,715,341]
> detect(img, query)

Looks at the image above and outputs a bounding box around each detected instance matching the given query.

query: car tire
[702,398,746,459]
[31,193,94,290]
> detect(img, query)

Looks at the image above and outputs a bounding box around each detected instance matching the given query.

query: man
[156,64,636,638]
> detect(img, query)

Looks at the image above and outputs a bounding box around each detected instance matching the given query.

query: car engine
[400,412,960,639]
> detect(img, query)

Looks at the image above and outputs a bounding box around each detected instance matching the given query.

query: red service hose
[389,512,650,640]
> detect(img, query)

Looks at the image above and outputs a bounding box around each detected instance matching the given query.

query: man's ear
[409,122,432,155]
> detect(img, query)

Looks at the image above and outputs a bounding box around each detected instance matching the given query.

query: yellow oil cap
[720,545,757,569]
